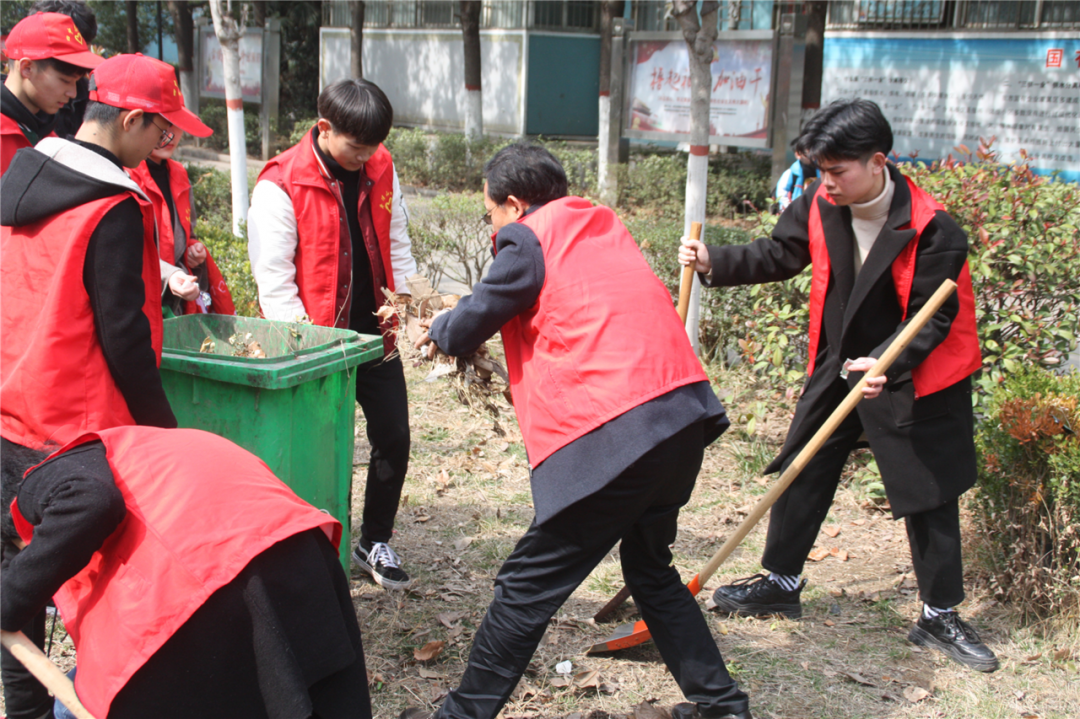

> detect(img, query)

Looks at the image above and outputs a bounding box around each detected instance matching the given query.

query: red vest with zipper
[503,197,709,466]
[129,158,237,315]
[1,113,54,175]
[806,177,981,397]
[1,192,163,449]
[258,131,396,351]
[10,426,342,719]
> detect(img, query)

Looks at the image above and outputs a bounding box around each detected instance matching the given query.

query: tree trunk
[350,1,365,78]
[252,0,267,27]
[460,0,482,140]
[672,0,719,354]
[597,1,624,207]
[167,1,197,113]
[209,0,250,237]
[802,1,827,114]
[125,0,140,53]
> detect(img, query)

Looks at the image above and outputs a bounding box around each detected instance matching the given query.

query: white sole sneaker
[352,548,412,590]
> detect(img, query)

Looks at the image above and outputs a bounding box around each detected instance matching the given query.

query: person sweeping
[679,98,998,673]
[409,144,752,719]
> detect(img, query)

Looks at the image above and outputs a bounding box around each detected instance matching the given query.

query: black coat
[703,165,977,517]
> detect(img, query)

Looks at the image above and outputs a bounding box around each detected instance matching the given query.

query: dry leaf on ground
[903,686,930,703]
[414,640,445,662]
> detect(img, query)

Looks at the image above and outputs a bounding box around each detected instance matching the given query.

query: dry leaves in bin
[381,276,512,418]
[198,333,266,358]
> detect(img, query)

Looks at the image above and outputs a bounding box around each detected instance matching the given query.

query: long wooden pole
[676,221,702,324]
[589,279,959,648]
[1,630,96,719]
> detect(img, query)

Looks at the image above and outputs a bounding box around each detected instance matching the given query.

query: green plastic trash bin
[159,315,383,572]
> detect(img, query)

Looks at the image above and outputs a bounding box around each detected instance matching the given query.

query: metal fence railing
[322,1,1079,32]
[826,0,1080,30]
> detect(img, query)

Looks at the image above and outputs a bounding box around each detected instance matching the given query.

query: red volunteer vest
[129,158,237,315]
[504,197,709,465]
[1,192,163,448]
[1,112,54,175]
[258,130,396,350]
[806,177,981,397]
[10,426,342,719]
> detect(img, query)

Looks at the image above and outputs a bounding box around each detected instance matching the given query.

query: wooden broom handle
[695,278,959,588]
[1,630,96,719]
[676,222,702,325]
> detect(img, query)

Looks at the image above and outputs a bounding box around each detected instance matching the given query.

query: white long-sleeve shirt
[247,164,417,322]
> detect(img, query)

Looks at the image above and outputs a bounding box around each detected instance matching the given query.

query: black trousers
[0,602,52,719]
[436,422,749,719]
[354,355,410,544]
[760,397,966,608]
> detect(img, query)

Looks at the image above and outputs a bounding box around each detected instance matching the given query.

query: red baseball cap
[5,12,103,70]
[89,54,213,138]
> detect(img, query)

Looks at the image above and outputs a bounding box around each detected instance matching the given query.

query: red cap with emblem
[5,12,103,69]
[89,53,212,137]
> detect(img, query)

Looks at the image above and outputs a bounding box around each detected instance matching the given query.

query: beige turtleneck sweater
[850,170,895,276]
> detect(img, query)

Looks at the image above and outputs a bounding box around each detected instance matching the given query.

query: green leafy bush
[197,100,264,154]
[409,192,491,290]
[973,367,1080,618]
[617,150,772,219]
[905,144,1080,402]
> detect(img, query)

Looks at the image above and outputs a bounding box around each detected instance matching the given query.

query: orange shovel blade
[585,573,703,654]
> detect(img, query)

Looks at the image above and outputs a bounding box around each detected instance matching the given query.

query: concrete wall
[321,28,525,135]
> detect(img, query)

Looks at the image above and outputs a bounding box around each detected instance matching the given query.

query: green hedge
[974,368,1080,617]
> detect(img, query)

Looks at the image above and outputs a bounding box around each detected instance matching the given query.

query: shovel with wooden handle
[590,222,704,625]
[586,278,959,653]
[1,629,96,719]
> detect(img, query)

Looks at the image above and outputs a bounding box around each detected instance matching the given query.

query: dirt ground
[352,352,1079,719]
[4,353,1076,719]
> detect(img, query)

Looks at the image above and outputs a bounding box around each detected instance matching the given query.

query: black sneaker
[398,709,432,719]
[908,611,999,672]
[353,539,412,590]
[671,703,753,719]
[710,573,804,619]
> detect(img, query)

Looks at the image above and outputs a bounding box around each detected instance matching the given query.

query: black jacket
[703,165,976,517]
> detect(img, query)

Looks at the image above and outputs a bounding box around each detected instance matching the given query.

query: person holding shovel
[1,426,372,719]
[411,143,752,719]
[679,98,998,673]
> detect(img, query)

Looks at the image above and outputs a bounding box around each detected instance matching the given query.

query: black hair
[83,100,157,127]
[317,78,393,146]
[794,98,893,164]
[32,56,86,78]
[483,143,568,206]
[30,0,97,43]
[1,438,48,546]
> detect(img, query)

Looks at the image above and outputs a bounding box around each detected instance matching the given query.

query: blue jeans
[53,668,77,719]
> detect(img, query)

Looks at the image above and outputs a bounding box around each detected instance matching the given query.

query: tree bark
[167,1,197,113]
[125,0,140,53]
[802,1,827,113]
[672,0,719,354]
[597,1,624,207]
[350,1,365,78]
[460,0,482,139]
[209,0,250,237]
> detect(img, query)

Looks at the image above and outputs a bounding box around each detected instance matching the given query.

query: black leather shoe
[671,702,753,719]
[908,611,999,672]
[711,573,804,619]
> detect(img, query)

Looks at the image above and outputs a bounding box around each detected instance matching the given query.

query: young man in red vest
[1,11,102,175]
[1,53,212,718]
[130,129,237,316]
[249,78,418,591]
[1,426,372,719]
[411,144,752,719]
[680,99,998,672]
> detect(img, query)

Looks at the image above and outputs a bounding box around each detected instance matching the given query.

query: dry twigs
[380,276,511,425]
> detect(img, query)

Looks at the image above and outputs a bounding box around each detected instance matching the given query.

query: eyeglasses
[481,209,493,226]
[151,118,175,149]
